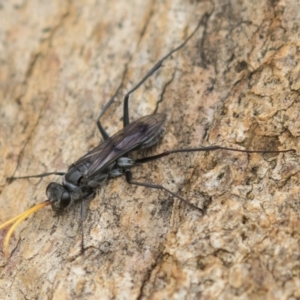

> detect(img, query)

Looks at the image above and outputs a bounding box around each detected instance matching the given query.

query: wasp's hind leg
[96,18,205,137]
[96,81,124,141]
[122,19,205,128]
[124,170,203,213]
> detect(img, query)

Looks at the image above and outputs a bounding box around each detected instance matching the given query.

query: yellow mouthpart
[0,201,50,257]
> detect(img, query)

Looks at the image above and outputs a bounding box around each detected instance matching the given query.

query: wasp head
[46,182,71,211]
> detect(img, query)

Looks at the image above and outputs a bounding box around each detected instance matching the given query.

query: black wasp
[0,17,294,256]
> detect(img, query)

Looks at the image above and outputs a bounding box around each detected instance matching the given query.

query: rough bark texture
[0,0,300,299]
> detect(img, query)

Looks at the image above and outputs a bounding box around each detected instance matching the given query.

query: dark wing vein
[73,113,166,180]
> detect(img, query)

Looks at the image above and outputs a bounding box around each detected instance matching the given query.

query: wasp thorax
[46,182,71,211]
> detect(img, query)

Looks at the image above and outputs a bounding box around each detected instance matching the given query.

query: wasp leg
[95,17,206,137]
[122,18,205,128]
[80,199,86,254]
[124,170,203,213]
[96,81,124,141]
[134,146,295,164]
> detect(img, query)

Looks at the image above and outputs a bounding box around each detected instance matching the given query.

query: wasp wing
[73,113,166,180]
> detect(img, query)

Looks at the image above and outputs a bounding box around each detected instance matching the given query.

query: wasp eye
[60,192,71,208]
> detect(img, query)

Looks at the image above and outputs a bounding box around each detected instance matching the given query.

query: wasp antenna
[0,201,50,257]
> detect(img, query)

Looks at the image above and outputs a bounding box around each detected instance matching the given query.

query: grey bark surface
[0,0,300,299]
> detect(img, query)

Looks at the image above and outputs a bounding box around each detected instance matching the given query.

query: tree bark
[0,0,299,299]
